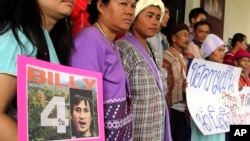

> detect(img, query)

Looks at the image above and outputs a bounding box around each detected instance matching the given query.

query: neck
[241,71,248,77]
[131,28,148,53]
[94,22,116,42]
[42,16,57,32]
[172,44,184,53]
[193,39,202,47]
[231,47,240,53]
[77,130,92,137]
[83,130,92,137]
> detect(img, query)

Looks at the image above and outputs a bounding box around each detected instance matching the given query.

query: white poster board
[227,86,250,125]
[186,59,241,135]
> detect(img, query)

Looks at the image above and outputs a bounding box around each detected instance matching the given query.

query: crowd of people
[0,0,249,141]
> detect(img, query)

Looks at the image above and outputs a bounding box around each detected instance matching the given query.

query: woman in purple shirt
[70,0,136,140]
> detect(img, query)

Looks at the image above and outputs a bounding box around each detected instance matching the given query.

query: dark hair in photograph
[70,89,96,137]
[70,91,93,116]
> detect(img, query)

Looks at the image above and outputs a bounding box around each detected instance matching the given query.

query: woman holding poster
[70,0,135,140]
[0,0,75,140]
[190,34,226,141]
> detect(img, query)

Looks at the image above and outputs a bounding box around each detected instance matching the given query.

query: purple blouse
[70,26,133,141]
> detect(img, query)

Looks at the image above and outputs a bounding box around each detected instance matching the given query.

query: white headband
[135,0,165,22]
[201,34,225,59]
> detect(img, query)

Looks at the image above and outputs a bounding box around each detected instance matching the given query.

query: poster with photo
[17,55,104,141]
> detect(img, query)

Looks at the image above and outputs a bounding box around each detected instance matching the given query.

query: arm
[0,74,18,141]
[0,29,29,141]
[163,58,174,106]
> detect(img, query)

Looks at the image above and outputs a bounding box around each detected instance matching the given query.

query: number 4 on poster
[40,96,69,133]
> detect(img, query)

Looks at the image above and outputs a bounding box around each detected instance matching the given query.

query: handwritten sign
[17,55,105,141]
[186,59,241,135]
[224,87,250,125]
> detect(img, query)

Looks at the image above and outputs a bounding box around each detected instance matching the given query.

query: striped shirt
[117,33,172,141]
[223,51,235,66]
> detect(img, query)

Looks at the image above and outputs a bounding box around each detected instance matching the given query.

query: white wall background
[223,0,250,42]
[184,0,200,25]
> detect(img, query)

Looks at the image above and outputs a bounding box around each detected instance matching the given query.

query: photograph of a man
[70,88,97,138]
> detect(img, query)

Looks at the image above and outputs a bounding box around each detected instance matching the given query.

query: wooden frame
[201,0,225,38]
[203,0,224,20]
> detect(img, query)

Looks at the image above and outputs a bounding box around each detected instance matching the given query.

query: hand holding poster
[17,55,105,141]
[186,59,241,135]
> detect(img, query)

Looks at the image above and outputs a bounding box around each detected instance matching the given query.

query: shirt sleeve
[70,31,104,73]
[0,30,36,76]
[223,51,234,65]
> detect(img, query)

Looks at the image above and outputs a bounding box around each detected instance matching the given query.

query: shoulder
[147,32,161,41]
[0,30,13,47]
[116,38,143,67]
[187,41,195,47]
[224,50,235,59]
[225,50,235,56]
[147,32,162,46]
[116,36,137,54]
[163,49,181,65]
[117,39,132,49]
[163,49,175,58]
[0,29,25,45]
[0,29,35,75]
[117,39,137,60]
[187,42,199,49]
[73,26,107,52]
[0,28,35,52]
[74,26,99,40]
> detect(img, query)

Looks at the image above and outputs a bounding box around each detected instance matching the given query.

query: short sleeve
[70,28,105,73]
[0,30,36,76]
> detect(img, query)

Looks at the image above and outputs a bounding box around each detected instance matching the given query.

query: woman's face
[100,0,136,33]
[239,37,248,50]
[207,45,225,63]
[234,57,250,73]
[72,100,92,136]
[38,0,75,21]
[160,7,169,28]
[132,5,161,38]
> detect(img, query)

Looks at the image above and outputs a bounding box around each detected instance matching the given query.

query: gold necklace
[94,22,115,49]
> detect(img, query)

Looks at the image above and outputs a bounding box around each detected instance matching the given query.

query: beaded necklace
[95,22,115,49]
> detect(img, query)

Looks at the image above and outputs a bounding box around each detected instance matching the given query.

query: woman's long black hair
[0,0,73,65]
